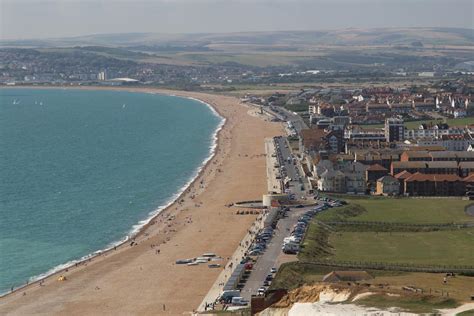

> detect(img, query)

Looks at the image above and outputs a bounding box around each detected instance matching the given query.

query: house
[439,134,474,151]
[338,161,368,194]
[412,101,436,112]
[390,103,412,114]
[459,162,474,177]
[394,170,413,194]
[300,129,328,153]
[430,151,474,162]
[317,170,346,192]
[366,164,388,183]
[391,161,458,175]
[314,159,334,178]
[300,128,344,154]
[376,175,400,196]
[400,150,431,162]
[403,173,466,196]
[366,104,390,114]
[322,271,373,283]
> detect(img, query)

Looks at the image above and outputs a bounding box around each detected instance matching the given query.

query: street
[274,136,307,197]
[240,205,314,300]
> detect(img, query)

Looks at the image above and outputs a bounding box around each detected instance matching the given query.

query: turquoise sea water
[0,88,222,293]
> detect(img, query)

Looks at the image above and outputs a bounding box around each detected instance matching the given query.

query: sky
[0,0,473,40]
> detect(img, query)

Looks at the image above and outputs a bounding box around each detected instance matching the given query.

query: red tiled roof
[394,170,412,179]
[462,173,474,182]
[405,172,462,182]
[366,163,387,171]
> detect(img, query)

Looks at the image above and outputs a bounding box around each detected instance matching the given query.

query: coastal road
[248,103,307,134]
[271,106,308,134]
[274,136,306,197]
[240,206,314,300]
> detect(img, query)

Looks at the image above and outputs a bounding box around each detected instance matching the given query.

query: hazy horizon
[1,0,473,41]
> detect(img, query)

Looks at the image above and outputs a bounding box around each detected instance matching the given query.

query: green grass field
[299,197,474,266]
[329,228,474,265]
[319,197,473,224]
[272,197,474,313]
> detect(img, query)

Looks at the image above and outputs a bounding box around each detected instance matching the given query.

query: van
[220,290,241,302]
[283,242,300,254]
[231,297,249,306]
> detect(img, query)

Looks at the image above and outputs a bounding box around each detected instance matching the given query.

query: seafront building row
[299,116,474,196]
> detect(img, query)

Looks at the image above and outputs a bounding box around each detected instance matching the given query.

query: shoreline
[0,87,227,298]
[0,86,283,315]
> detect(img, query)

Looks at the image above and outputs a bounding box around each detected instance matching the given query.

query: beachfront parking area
[239,205,316,300]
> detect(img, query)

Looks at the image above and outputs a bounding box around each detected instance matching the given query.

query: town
[1,27,473,315]
[243,83,474,198]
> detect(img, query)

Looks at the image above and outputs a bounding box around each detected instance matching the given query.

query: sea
[0,88,223,294]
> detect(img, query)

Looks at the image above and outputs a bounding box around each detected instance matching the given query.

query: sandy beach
[0,88,283,315]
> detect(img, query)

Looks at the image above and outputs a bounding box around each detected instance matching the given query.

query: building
[391,161,459,175]
[346,128,386,142]
[97,70,107,81]
[430,151,474,162]
[376,175,400,196]
[390,103,412,114]
[459,162,474,177]
[300,129,344,154]
[403,173,466,196]
[317,170,346,192]
[366,104,390,114]
[394,170,413,194]
[400,150,431,162]
[385,118,405,142]
[366,163,389,183]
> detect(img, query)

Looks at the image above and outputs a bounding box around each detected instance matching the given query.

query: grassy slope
[356,294,458,314]
[271,197,474,313]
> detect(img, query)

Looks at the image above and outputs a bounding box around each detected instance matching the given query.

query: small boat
[202,253,217,258]
[208,264,221,268]
[175,259,193,264]
[194,259,208,264]
[210,257,223,261]
[195,257,210,261]
[187,262,199,266]
[122,104,126,109]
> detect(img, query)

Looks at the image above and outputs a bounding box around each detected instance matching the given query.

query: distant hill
[1,28,473,48]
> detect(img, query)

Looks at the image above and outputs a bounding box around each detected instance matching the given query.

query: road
[240,206,313,300]
[274,136,307,197]
[270,106,308,134]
